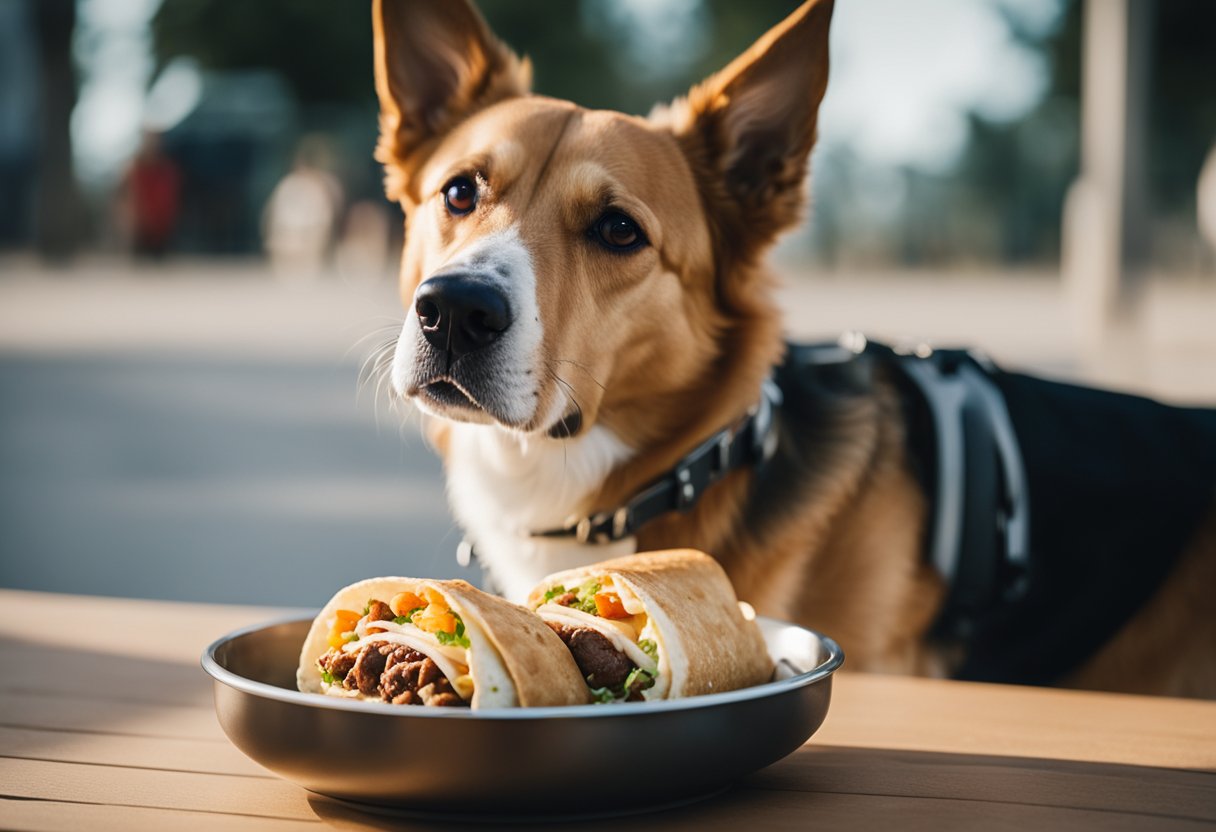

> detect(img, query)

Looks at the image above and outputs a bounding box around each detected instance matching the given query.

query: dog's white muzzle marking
[391,226,544,429]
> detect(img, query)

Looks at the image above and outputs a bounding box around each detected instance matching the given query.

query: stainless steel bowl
[202,615,843,819]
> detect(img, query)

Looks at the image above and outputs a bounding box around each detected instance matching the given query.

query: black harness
[787,335,1214,685]
[784,335,1034,644]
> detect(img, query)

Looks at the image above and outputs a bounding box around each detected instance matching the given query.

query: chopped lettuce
[543,578,603,614]
[435,614,471,649]
[393,606,425,626]
[624,667,656,696]
[572,579,602,614]
[586,666,658,704]
[320,669,335,685]
[588,686,618,704]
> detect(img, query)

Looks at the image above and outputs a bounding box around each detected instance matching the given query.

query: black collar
[455,380,781,570]
[528,379,783,545]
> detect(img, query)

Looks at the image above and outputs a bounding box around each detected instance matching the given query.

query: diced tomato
[327,609,362,648]
[415,609,457,635]
[389,591,425,617]
[594,592,629,619]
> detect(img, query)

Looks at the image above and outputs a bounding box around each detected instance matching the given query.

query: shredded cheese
[637,620,670,701]
[613,583,647,616]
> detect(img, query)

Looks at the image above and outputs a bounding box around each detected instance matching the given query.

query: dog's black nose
[415,275,512,357]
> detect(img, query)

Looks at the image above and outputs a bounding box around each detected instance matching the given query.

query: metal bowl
[202,615,843,820]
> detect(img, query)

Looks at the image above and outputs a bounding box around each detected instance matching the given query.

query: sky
[69,0,1065,186]
[821,0,1065,172]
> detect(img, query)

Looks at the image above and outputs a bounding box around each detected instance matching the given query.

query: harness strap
[855,336,1031,639]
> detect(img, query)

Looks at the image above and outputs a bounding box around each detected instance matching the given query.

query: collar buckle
[574,515,593,544]
[572,505,631,544]
[675,466,696,510]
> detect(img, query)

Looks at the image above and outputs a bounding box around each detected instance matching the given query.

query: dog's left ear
[373,0,531,200]
[660,0,832,271]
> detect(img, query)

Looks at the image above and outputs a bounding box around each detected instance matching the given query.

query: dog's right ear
[656,0,832,309]
[373,0,531,200]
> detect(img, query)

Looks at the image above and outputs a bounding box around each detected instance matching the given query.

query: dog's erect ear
[661,0,832,269]
[373,0,531,199]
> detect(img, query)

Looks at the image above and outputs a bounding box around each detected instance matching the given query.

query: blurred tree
[946,0,1216,268]
[1148,1,1216,227]
[944,0,1082,265]
[150,0,807,231]
[152,0,377,109]
[151,0,804,219]
[151,0,802,115]
[33,0,86,260]
[150,0,1215,268]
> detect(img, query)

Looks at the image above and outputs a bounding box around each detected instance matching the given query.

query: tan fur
[633,375,947,675]
[373,0,1216,697]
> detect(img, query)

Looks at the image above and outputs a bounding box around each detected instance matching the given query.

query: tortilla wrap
[527,549,772,700]
[298,577,589,708]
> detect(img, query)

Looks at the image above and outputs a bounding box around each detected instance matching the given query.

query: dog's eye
[443,177,477,216]
[593,212,646,252]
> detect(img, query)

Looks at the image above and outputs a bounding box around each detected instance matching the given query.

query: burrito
[526,550,772,703]
[297,577,590,709]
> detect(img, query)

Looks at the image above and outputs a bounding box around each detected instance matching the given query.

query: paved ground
[0,259,468,607]
[1,257,1212,607]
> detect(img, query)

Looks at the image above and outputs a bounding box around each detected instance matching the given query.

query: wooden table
[2,589,1214,831]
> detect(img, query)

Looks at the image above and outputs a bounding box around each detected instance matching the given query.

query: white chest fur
[444,423,637,602]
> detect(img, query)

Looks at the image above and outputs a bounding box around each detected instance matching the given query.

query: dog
[372,0,1216,697]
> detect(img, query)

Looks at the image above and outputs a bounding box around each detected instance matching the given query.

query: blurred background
[1,0,1214,607]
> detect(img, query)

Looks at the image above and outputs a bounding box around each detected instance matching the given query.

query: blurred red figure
[124,131,181,258]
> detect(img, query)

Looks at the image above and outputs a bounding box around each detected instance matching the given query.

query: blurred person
[121,131,182,258]
[262,134,344,280]
[1199,142,1216,257]
[334,200,393,282]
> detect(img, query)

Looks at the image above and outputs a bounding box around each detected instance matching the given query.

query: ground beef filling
[546,621,636,690]
[317,642,467,707]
